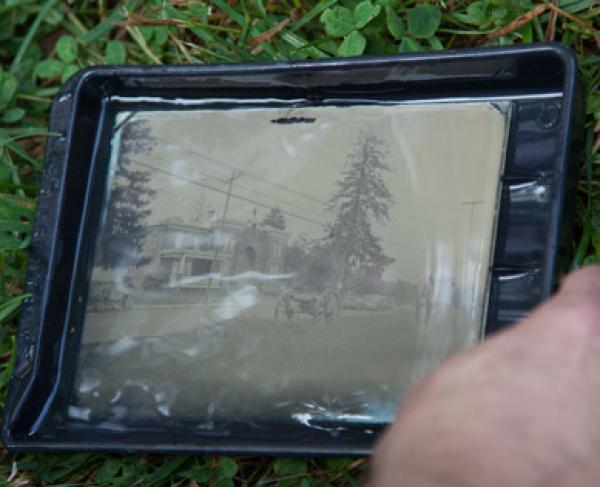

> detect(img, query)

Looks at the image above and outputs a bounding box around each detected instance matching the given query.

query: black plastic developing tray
[3,43,584,455]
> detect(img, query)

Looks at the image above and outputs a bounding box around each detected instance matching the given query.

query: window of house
[199,233,212,251]
[190,258,212,275]
[163,231,178,249]
[182,232,195,250]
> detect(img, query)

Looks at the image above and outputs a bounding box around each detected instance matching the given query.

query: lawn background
[0,0,598,485]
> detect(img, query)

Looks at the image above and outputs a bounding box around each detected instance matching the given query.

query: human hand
[371,265,600,487]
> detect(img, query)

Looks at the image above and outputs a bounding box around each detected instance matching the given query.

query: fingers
[559,265,600,298]
[371,266,600,487]
[515,265,600,339]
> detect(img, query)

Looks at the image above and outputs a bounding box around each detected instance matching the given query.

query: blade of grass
[0,337,17,389]
[289,0,337,32]
[1,152,25,198]
[126,26,163,64]
[0,295,28,324]
[9,0,59,73]
[278,30,330,58]
[184,42,240,63]
[164,4,239,62]
[246,2,329,58]
[211,0,280,58]
[0,129,49,169]
[579,55,600,66]
[80,0,142,46]
[0,220,31,233]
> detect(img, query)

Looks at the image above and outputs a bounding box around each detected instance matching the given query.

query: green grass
[0,0,598,485]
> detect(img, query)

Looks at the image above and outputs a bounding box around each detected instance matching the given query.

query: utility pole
[204,169,239,304]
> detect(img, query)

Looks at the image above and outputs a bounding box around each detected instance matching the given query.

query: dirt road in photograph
[75,301,473,424]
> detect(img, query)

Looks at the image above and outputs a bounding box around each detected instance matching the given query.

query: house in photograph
[137,218,289,289]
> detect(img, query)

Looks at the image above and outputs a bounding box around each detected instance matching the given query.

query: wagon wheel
[309,297,320,321]
[275,290,296,320]
[320,289,340,323]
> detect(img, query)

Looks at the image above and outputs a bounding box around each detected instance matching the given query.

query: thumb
[517,265,600,342]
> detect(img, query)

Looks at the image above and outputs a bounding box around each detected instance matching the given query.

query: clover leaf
[407,4,442,39]
[354,0,382,29]
[338,30,367,56]
[320,6,355,37]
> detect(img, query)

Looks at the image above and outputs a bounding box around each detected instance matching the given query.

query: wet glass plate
[3,44,583,455]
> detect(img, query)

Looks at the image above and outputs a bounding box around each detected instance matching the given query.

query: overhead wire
[130,158,415,249]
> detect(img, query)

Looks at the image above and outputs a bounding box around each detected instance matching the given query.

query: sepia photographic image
[69,102,509,428]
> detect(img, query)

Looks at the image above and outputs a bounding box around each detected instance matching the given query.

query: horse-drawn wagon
[274,288,340,322]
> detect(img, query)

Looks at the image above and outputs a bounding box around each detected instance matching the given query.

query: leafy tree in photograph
[326,130,394,285]
[261,205,286,230]
[284,240,308,276]
[284,239,340,292]
[97,119,157,267]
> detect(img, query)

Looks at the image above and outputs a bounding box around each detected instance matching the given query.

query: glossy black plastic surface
[3,43,584,455]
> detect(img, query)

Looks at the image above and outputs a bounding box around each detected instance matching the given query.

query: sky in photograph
[111,102,508,291]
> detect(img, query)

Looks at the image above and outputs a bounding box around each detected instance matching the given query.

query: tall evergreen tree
[326,130,394,275]
[261,206,286,230]
[97,119,157,267]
